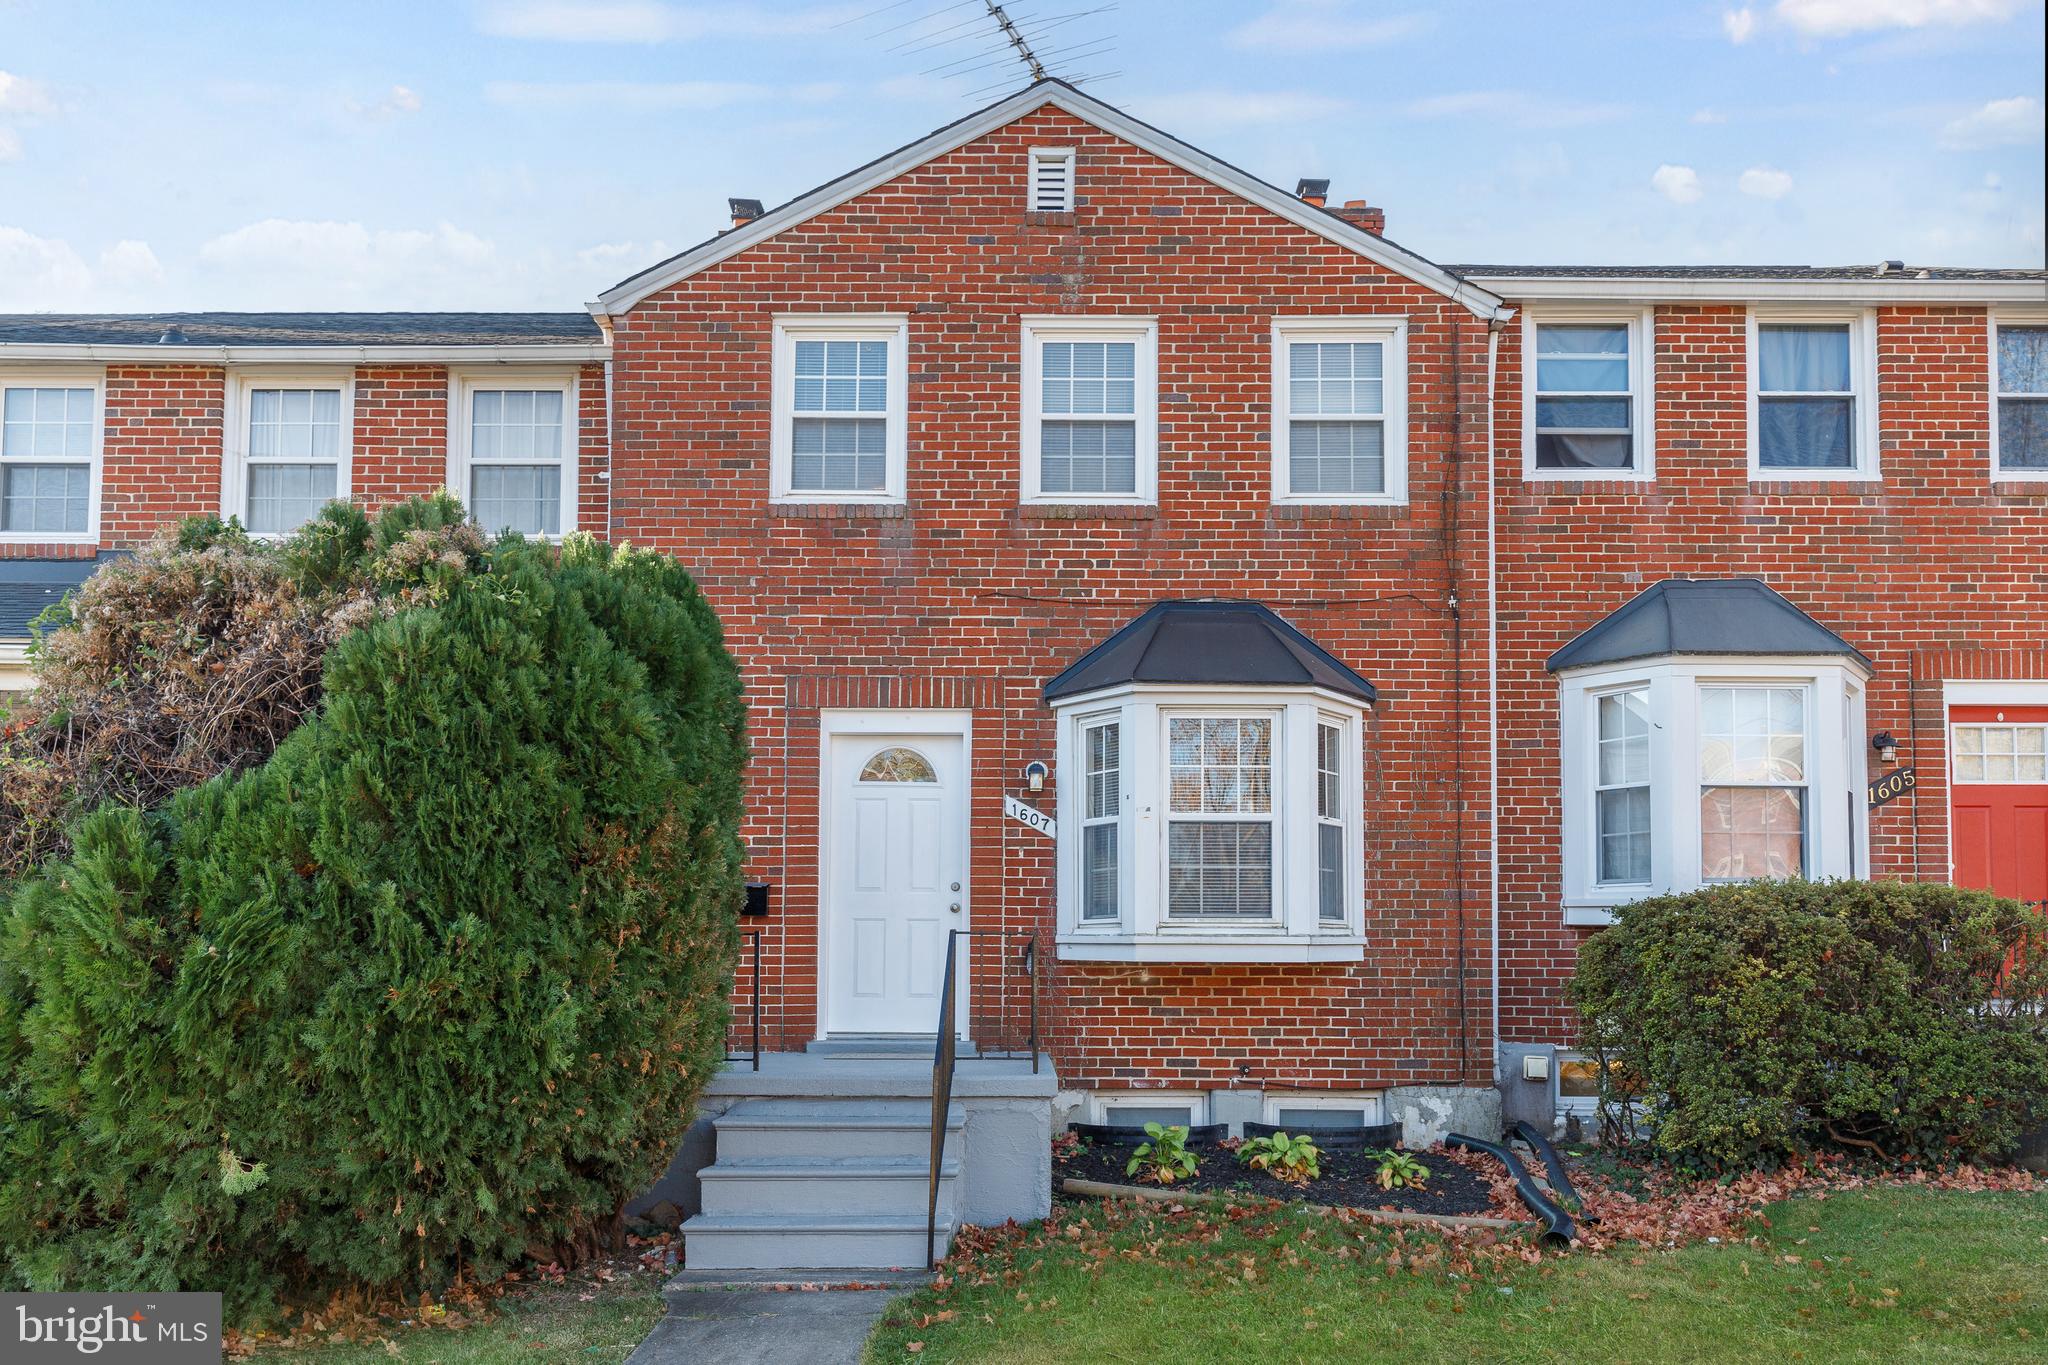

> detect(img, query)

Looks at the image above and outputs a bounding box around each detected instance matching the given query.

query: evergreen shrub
[1570,880,2048,1173]
[0,506,746,1322]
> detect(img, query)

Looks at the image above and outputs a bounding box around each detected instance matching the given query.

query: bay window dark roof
[1546,578,1871,673]
[0,554,118,640]
[1044,600,1377,704]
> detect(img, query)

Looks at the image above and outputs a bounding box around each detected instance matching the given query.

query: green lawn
[253,1275,665,1364]
[867,1186,2047,1363]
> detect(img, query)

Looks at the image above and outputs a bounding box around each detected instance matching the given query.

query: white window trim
[1270,316,1410,506]
[1520,308,1655,482]
[1260,1092,1387,1127]
[0,366,103,545]
[1557,655,1871,925]
[447,369,581,537]
[1019,315,1158,506]
[221,368,353,537]
[1028,146,1076,212]
[1053,682,1366,963]
[1989,309,2048,483]
[1745,307,1880,483]
[768,314,909,506]
[1089,1090,1207,1126]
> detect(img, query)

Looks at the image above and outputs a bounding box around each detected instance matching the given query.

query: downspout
[1485,314,1505,1081]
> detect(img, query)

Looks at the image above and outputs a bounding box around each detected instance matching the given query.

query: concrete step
[712,1099,964,1160]
[804,1035,954,1060]
[698,1153,960,1218]
[680,1212,952,1271]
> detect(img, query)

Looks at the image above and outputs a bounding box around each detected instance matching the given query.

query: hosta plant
[1372,1149,1431,1190]
[1124,1123,1199,1186]
[1236,1131,1322,1185]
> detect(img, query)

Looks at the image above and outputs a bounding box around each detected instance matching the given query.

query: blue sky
[1,0,2041,312]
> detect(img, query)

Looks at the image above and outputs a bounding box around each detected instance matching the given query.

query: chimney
[728,197,764,230]
[1294,177,1330,209]
[1331,198,1386,235]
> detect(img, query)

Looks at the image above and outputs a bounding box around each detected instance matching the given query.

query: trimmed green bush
[1571,880,2048,1174]
[0,524,745,1322]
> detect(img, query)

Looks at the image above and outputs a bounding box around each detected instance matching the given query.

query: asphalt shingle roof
[0,313,605,347]
[1044,600,1378,703]
[1449,264,2046,282]
[1547,578,1871,673]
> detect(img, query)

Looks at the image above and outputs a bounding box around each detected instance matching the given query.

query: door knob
[949,903,962,914]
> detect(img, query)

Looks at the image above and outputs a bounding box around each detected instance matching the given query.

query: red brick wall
[608,103,1498,1091]
[2,361,608,553]
[1492,302,2048,1045]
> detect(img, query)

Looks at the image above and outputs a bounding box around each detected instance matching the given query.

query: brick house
[4,80,2044,1266]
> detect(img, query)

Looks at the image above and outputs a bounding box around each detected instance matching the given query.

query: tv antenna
[843,0,1121,98]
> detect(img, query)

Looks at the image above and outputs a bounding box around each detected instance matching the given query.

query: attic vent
[1029,147,1075,213]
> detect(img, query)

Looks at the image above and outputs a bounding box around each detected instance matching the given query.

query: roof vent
[728,197,764,229]
[157,324,188,344]
[1876,259,1905,277]
[1295,177,1330,208]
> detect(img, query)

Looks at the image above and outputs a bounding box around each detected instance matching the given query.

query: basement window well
[1046,601,1376,964]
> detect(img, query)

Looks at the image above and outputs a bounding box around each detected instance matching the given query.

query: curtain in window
[1998,327,2048,470]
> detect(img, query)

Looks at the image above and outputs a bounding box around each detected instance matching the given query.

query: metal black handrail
[927,928,1042,1269]
[724,929,762,1072]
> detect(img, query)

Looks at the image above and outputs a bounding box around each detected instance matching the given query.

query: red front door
[1949,704,2048,906]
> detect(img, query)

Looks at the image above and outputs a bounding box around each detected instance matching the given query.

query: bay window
[1054,688,1366,962]
[1558,660,1867,924]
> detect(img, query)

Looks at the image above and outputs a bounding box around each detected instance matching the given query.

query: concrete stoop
[673,1052,1056,1276]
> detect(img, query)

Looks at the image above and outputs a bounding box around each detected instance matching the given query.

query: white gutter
[0,343,610,364]
[1485,318,1503,1080]
[1462,276,2048,305]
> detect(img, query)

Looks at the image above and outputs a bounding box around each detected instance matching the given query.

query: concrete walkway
[625,1273,922,1365]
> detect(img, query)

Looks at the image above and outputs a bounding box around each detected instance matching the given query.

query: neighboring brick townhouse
[4,79,2044,1264]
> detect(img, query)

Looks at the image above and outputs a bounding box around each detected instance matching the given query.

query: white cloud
[1129,90,1350,130]
[576,238,674,270]
[197,218,522,308]
[1227,2,1430,52]
[475,1,843,43]
[1939,95,2044,150]
[1722,7,1758,42]
[0,126,19,164]
[1405,90,1627,130]
[342,84,424,120]
[1651,164,1704,204]
[1739,166,1795,198]
[0,228,167,309]
[1692,108,1729,124]
[0,70,55,116]
[1772,0,2027,37]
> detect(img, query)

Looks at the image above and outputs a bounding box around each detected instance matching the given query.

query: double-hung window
[1,371,98,540]
[1080,717,1122,922]
[1698,685,1807,882]
[1525,313,1651,477]
[1272,318,1408,504]
[226,374,348,534]
[1594,688,1652,886]
[452,373,578,536]
[1020,317,1156,504]
[1992,319,2048,477]
[1749,312,1876,478]
[771,315,908,504]
[1166,716,1275,920]
[1315,720,1347,922]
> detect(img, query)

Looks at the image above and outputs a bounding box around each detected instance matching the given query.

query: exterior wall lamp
[1023,760,1049,793]
[1871,732,1899,764]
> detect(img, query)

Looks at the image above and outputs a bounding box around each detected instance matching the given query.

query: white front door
[825,732,968,1035]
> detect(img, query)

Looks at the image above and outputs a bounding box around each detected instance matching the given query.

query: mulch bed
[1054,1141,1498,1218]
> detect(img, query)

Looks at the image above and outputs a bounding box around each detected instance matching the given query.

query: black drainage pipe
[1446,1132,1577,1245]
[1509,1120,1599,1223]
